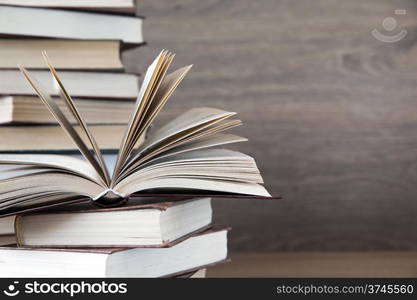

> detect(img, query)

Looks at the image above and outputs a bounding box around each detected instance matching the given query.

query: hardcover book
[0,125,139,152]
[0,0,137,14]
[0,70,139,99]
[0,5,143,44]
[0,228,228,278]
[0,40,125,70]
[0,96,133,125]
[15,198,213,247]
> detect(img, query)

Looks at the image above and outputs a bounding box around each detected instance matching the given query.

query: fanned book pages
[0,50,271,216]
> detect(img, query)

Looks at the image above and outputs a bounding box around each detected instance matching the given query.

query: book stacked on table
[0,197,226,278]
[0,51,272,277]
[0,1,143,153]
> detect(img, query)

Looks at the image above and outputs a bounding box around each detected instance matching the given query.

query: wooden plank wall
[126,0,417,251]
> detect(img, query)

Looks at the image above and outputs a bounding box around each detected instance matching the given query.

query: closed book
[0,6,143,44]
[15,198,213,247]
[0,40,125,70]
[0,70,139,99]
[0,96,133,125]
[0,0,137,14]
[0,125,135,152]
[0,228,228,278]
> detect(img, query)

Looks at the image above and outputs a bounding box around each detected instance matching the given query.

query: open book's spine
[91,190,130,208]
[91,189,126,201]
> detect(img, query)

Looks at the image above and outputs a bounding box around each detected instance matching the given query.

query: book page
[113,50,169,179]
[20,67,107,186]
[114,51,192,183]
[143,134,248,165]
[120,108,240,178]
[0,172,104,205]
[116,177,271,198]
[140,108,236,151]
[43,52,110,185]
[0,154,103,184]
[114,149,270,197]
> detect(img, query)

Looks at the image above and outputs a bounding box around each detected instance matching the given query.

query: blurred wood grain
[208,252,417,277]
[125,0,417,251]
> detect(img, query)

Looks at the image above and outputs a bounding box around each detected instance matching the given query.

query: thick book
[0,228,228,278]
[0,40,125,70]
[0,50,270,216]
[0,6,143,44]
[0,125,140,152]
[0,1,136,14]
[0,96,133,125]
[0,70,139,99]
[15,198,213,247]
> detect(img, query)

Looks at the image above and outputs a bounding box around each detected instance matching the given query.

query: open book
[0,50,270,216]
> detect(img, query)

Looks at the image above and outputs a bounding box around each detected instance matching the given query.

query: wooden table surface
[207,252,417,277]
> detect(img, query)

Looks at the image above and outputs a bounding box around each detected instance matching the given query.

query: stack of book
[0,197,227,278]
[0,1,143,152]
[0,51,271,277]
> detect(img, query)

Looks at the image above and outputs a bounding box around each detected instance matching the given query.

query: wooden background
[126,0,417,251]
